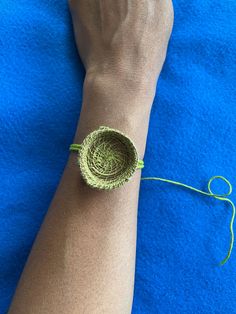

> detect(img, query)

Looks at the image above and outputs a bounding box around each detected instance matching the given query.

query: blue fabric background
[1,0,236,313]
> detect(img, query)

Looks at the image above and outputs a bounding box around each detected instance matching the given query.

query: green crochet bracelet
[69,126,144,190]
[69,126,236,265]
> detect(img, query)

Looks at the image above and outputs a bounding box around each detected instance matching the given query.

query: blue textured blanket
[1,1,236,313]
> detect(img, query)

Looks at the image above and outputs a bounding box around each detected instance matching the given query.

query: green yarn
[141,176,235,266]
[70,126,235,265]
[70,126,141,190]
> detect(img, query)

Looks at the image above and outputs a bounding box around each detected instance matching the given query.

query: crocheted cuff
[69,126,144,190]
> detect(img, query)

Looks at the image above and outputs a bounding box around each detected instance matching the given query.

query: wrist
[83,69,156,111]
[86,62,158,93]
[74,70,156,157]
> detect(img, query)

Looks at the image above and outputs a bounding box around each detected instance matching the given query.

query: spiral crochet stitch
[70,126,142,190]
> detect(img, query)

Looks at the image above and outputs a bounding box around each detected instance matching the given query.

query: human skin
[8,1,173,313]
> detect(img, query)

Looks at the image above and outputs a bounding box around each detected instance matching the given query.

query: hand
[69,0,173,84]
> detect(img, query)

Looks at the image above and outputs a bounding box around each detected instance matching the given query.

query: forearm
[9,71,155,314]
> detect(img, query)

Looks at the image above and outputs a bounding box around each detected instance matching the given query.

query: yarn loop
[141,175,235,266]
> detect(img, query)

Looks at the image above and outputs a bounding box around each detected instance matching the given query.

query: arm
[9,1,173,313]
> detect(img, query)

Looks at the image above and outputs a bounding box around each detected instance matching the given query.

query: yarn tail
[141,176,235,266]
